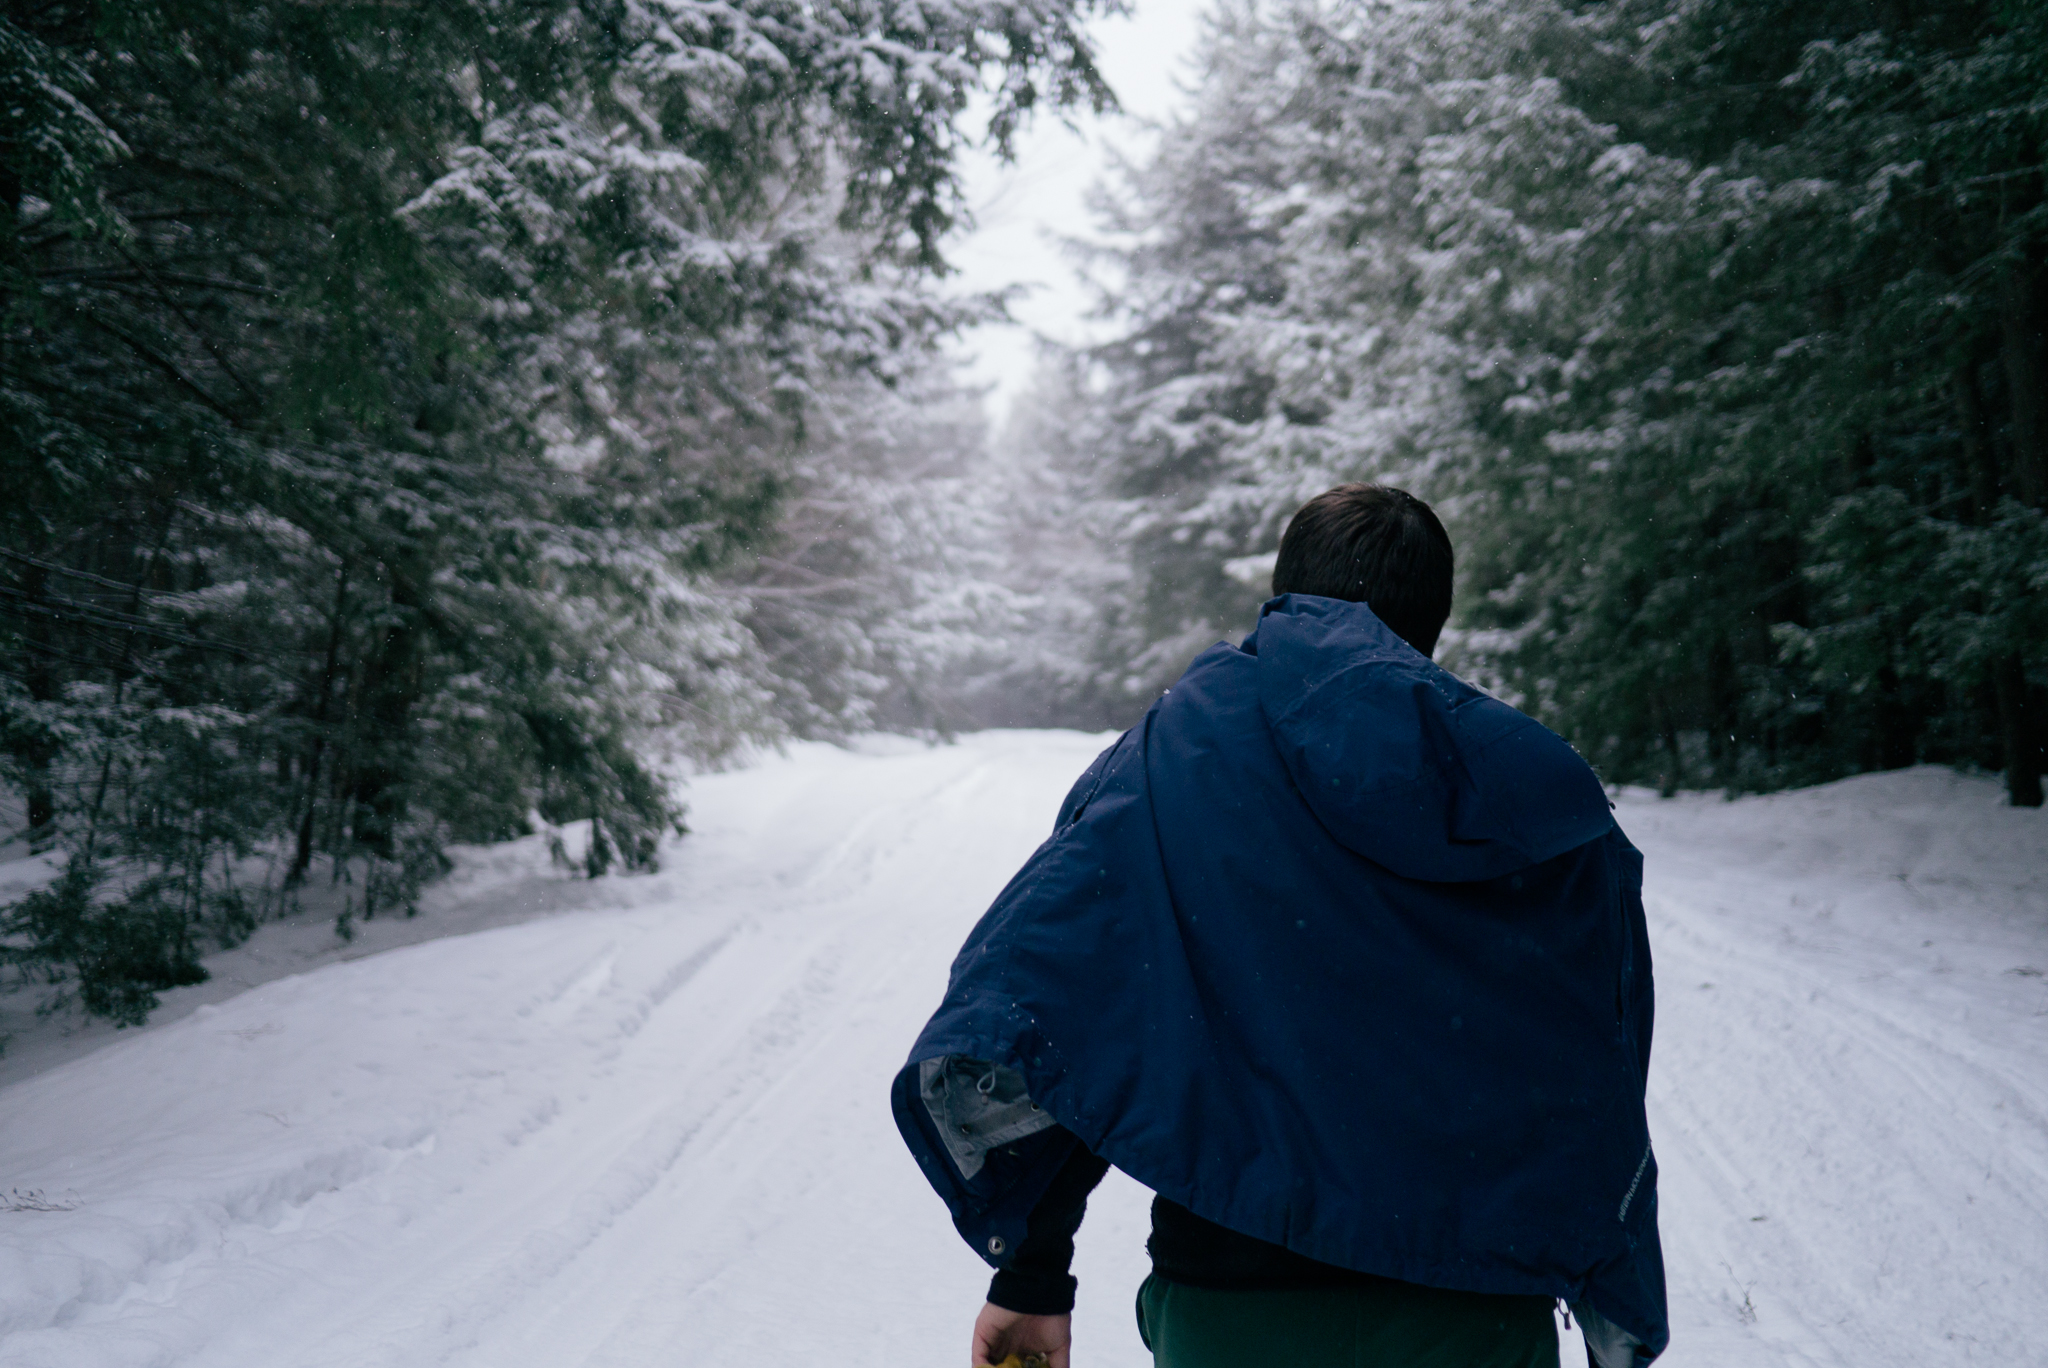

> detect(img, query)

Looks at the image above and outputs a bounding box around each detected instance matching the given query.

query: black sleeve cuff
[984,1133,1109,1316]
[988,1267,1080,1315]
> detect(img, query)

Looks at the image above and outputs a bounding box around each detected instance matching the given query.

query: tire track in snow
[233,929,814,1365]
[435,744,1084,1368]
[196,741,1041,1368]
[1637,840,2048,1367]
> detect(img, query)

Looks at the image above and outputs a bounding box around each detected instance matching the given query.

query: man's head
[1270,483,1454,656]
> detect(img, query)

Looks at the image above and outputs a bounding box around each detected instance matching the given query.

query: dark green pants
[1135,1273,1560,1368]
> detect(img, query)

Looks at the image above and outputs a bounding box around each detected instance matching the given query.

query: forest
[6,0,2048,1024]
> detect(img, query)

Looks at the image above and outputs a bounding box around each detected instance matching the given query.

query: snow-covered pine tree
[958,349,1136,730]
[1013,0,1478,712]
[0,0,1118,1021]
[1018,0,2047,800]
[1442,0,2048,799]
[729,359,1030,738]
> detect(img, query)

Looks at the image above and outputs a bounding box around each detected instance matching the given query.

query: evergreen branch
[112,239,269,409]
[728,580,869,599]
[123,154,298,214]
[79,309,250,424]
[10,635,128,675]
[36,267,281,297]
[0,549,162,597]
[749,555,858,584]
[0,586,267,660]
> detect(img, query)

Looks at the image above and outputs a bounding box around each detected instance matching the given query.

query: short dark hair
[1271,483,1454,655]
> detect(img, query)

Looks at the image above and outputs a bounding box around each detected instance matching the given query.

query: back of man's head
[1270,484,1454,656]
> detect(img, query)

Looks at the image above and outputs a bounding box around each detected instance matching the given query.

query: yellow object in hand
[976,1356,1050,1368]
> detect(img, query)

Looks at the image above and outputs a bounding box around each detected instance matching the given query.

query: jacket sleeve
[891,1057,1087,1278]
[986,1134,1110,1315]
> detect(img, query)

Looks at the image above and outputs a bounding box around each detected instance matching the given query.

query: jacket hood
[1248,594,1612,882]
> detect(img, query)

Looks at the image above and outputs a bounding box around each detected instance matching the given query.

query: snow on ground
[1615,769,2048,1366]
[0,734,2043,1367]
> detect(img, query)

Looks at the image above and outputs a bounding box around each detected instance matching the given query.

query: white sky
[945,1,1210,422]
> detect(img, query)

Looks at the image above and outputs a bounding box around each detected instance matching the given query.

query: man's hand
[970,1301,1071,1368]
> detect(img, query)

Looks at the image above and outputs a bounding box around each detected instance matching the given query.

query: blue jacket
[893,595,1667,1356]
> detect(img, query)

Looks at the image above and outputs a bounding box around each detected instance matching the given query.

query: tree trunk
[288,562,349,885]
[1952,359,2004,518]
[1872,664,1918,772]
[346,566,425,858]
[1990,268,2048,804]
[1998,262,2048,506]
[289,745,324,885]
[1992,654,2044,807]
[12,561,60,843]
[0,158,18,318]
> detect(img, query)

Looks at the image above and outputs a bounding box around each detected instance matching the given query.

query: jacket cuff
[987,1268,1078,1316]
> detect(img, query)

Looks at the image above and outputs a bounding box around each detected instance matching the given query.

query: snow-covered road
[2,732,2043,1367]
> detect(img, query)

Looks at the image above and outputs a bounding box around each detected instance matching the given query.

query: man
[892,485,1666,1368]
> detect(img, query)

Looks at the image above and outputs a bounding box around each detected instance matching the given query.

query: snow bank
[0,741,2041,1367]
[1614,768,2048,1366]
[0,819,629,1090]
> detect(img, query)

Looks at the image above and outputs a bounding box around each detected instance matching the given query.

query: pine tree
[1,0,1117,1021]
[1032,0,2048,803]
